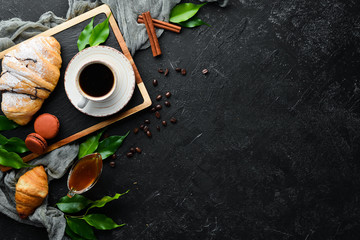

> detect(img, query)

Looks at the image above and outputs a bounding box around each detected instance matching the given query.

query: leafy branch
[170,3,210,28]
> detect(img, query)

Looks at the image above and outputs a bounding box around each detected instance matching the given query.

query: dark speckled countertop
[1,0,360,239]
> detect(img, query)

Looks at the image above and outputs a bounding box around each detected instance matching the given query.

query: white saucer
[64,46,135,117]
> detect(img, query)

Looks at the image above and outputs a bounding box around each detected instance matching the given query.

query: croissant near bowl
[15,165,48,219]
[0,36,62,125]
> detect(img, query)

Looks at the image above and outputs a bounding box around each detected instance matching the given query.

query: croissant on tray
[0,36,62,125]
[15,165,48,219]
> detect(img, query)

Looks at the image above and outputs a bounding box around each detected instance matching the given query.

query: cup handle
[77,96,89,108]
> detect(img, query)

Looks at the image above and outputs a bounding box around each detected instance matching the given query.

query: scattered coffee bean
[153,79,158,86]
[130,147,136,154]
[109,161,116,167]
[156,126,160,131]
[165,91,171,98]
[146,131,152,137]
[111,153,117,160]
[151,107,156,112]
[145,119,150,124]
[175,67,181,72]
[156,104,162,110]
[164,101,171,107]
[126,152,134,158]
[162,120,167,126]
[181,68,186,75]
[103,133,109,139]
[158,68,164,73]
[202,68,209,75]
[135,147,142,153]
[144,125,149,132]
[155,111,161,119]
[164,68,169,76]
[156,95,162,101]
[170,117,177,124]
[140,124,144,130]
[133,128,139,134]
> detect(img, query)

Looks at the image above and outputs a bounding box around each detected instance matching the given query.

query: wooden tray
[0,4,152,171]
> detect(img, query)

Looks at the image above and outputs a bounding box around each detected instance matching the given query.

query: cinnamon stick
[138,15,181,33]
[142,11,161,57]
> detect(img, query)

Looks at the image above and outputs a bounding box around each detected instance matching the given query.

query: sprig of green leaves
[170,3,209,28]
[77,14,111,51]
[0,115,19,131]
[57,191,129,240]
[0,134,32,169]
[78,129,129,160]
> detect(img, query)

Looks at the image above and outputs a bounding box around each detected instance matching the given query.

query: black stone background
[1,0,360,239]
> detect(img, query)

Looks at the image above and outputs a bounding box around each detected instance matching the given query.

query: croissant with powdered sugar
[0,36,62,125]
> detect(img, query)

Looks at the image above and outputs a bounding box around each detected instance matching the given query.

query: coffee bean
[126,152,134,158]
[145,119,150,124]
[111,153,117,160]
[165,91,171,98]
[156,95,162,101]
[140,124,144,130]
[153,79,158,86]
[181,68,186,75]
[202,68,209,75]
[175,67,181,72]
[162,120,167,126]
[109,161,116,167]
[103,133,109,139]
[135,147,142,153]
[155,111,161,119]
[133,128,139,134]
[130,147,136,154]
[164,101,171,107]
[151,107,156,112]
[146,131,152,137]
[164,68,169,76]
[156,104,162,110]
[144,125,149,132]
[170,117,177,124]
[158,68,164,73]
[156,126,160,131]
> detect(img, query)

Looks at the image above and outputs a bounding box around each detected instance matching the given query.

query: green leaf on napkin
[170,3,206,23]
[178,16,211,28]
[0,115,19,131]
[0,134,28,153]
[0,149,34,169]
[66,217,96,240]
[56,194,93,214]
[96,131,129,160]
[78,129,104,159]
[89,14,111,47]
[83,214,125,230]
[77,17,94,51]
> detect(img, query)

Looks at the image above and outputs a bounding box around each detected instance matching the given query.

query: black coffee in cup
[79,63,114,97]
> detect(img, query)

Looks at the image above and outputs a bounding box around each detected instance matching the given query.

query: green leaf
[178,16,211,28]
[67,217,96,240]
[65,225,84,240]
[0,149,34,169]
[0,134,28,153]
[78,129,105,159]
[97,131,129,160]
[89,14,111,47]
[56,194,93,214]
[86,191,129,214]
[83,214,125,230]
[0,116,19,131]
[77,17,94,51]
[170,3,206,23]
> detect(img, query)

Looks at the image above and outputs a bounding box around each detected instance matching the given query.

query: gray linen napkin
[0,0,228,239]
[0,144,79,240]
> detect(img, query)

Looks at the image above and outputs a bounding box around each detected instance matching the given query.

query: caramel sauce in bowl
[67,153,103,197]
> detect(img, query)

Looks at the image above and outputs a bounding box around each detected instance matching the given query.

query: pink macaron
[25,133,47,154]
[34,113,60,139]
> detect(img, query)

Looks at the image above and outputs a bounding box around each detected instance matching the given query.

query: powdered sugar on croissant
[0,36,62,125]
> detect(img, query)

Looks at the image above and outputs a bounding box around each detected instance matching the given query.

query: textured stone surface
[1,0,360,239]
